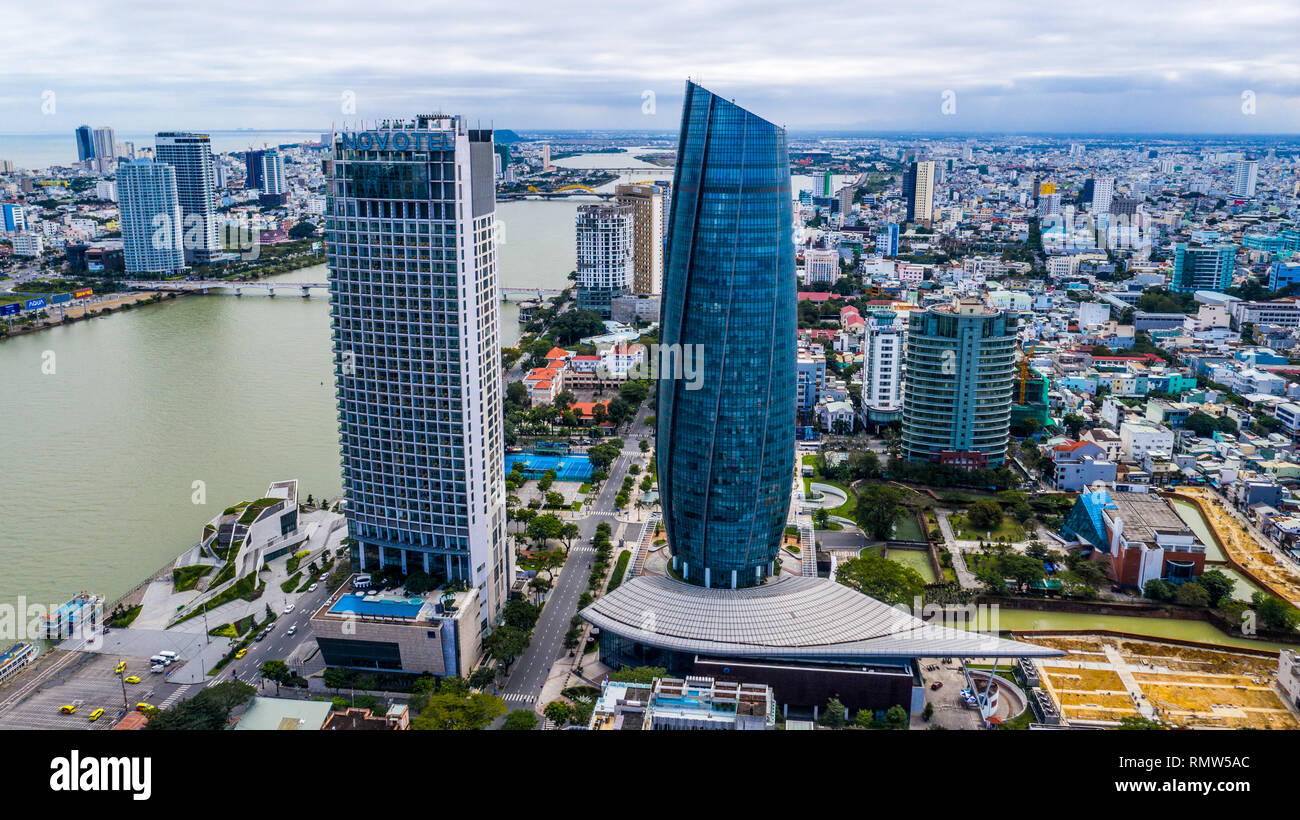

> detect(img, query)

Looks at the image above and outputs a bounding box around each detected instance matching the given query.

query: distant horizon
[5,128,1300,141]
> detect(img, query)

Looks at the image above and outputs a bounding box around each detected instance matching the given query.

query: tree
[560,522,581,554]
[502,598,541,631]
[819,698,847,728]
[1195,569,1235,607]
[481,625,530,672]
[468,666,497,690]
[1062,413,1086,438]
[403,570,436,595]
[853,484,908,540]
[544,699,576,726]
[412,693,506,730]
[502,709,539,731]
[323,666,350,693]
[1144,578,1174,601]
[259,659,291,695]
[1173,581,1210,608]
[526,513,565,548]
[144,681,255,730]
[1252,591,1300,631]
[835,552,926,607]
[966,499,1004,531]
[1117,715,1166,730]
[881,704,909,730]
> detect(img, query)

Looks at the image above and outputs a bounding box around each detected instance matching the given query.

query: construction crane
[1017,343,1039,405]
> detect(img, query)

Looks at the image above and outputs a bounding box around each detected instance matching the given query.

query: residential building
[614,183,666,294]
[903,160,936,226]
[11,232,43,257]
[859,307,905,424]
[326,115,509,624]
[75,125,94,162]
[589,676,775,731]
[1051,440,1117,491]
[1119,420,1174,461]
[575,203,635,317]
[310,574,482,679]
[118,159,185,275]
[901,297,1018,468]
[1232,158,1258,198]
[875,222,899,256]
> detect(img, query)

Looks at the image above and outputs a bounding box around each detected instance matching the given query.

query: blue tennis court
[329,595,425,619]
[504,451,594,481]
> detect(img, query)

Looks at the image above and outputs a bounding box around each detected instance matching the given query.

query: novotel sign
[338,131,450,152]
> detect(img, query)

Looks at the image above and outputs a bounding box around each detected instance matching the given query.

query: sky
[3,0,1300,136]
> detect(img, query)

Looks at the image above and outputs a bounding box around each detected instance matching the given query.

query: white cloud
[3,0,1299,133]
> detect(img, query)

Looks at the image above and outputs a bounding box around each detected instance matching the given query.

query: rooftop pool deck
[328,593,427,619]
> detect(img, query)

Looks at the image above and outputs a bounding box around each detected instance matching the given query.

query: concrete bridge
[123,280,329,297]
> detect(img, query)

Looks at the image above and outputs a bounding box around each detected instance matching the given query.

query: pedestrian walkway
[501,692,536,705]
[158,684,194,710]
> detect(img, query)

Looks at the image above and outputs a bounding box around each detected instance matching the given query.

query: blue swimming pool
[504,451,594,481]
[329,596,425,619]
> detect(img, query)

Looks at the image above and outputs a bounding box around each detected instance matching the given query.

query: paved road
[499,405,653,708]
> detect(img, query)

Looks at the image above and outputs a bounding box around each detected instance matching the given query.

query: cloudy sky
[4,0,1299,135]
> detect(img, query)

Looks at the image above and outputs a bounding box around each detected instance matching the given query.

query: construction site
[1021,633,1300,730]
[1170,488,1300,607]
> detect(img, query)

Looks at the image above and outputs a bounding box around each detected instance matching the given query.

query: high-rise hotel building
[155,132,220,263]
[325,115,509,625]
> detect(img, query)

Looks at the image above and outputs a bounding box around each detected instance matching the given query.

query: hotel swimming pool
[328,595,426,619]
[504,451,594,482]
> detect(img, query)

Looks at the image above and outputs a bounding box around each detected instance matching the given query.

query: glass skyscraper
[325,115,509,625]
[657,81,796,589]
[75,125,94,162]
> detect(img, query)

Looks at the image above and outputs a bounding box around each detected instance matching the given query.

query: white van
[158,650,178,662]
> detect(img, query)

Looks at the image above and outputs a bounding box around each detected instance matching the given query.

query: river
[0,197,580,608]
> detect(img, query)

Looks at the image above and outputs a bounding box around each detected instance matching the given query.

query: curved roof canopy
[581,575,1063,660]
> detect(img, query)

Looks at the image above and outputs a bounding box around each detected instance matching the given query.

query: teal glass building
[656,82,796,589]
[1171,242,1236,294]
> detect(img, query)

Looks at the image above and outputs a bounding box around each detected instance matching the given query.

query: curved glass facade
[657,82,796,589]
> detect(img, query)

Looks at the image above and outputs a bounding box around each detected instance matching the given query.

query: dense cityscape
[2,0,1298,801]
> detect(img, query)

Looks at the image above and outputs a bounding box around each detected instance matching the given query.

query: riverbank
[0,246,326,343]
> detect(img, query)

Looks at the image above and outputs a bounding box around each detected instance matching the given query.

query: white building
[1232,159,1258,198]
[804,246,840,285]
[860,308,905,420]
[11,232,43,257]
[1119,420,1174,461]
[575,203,635,318]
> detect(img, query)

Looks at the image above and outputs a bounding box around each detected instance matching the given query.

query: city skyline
[5,0,1300,135]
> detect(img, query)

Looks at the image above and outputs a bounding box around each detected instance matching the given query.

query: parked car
[308,583,318,592]
[284,604,295,614]
[235,648,247,659]
[114,661,126,675]
[931,681,943,690]
[255,633,266,642]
